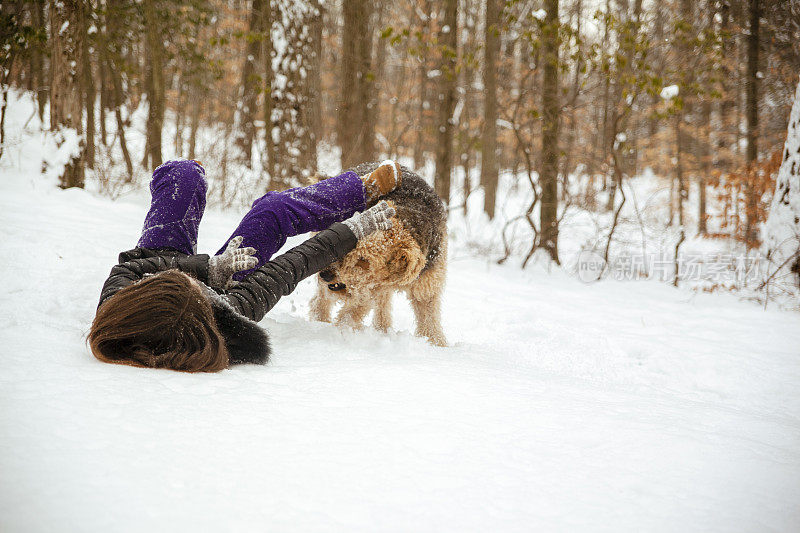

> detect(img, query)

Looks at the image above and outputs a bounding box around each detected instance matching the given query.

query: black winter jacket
[97,222,357,365]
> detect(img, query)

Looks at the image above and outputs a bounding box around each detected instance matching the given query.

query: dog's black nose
[319,270,335,282]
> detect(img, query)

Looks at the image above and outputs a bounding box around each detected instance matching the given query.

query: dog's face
[318,221,426,297]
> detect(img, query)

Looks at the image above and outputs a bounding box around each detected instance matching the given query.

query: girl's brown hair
[89,270,229,372]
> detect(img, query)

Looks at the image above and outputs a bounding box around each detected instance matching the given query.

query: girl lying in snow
[89,159,401,372]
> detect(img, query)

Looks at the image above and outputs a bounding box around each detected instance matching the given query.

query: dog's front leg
[409,294,447,347]
[335,298,370,330]
[372,290,393,332]
[309,282,334,322]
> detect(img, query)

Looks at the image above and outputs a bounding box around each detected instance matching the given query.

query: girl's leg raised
[218,171,366,278]
[137,159,207,255]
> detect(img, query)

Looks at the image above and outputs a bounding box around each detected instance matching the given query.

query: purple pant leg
[137,160,207,255]
[218,171,366,279]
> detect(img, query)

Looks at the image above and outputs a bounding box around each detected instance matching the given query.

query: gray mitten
[343,200,396,240]
[208,236,259,289]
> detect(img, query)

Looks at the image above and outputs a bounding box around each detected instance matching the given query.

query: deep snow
[2,90,800,532]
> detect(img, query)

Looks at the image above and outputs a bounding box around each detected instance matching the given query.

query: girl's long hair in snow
[89,270,229,372]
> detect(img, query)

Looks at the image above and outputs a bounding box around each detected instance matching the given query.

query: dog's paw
[309,295,332,323]
[426,332,448,347]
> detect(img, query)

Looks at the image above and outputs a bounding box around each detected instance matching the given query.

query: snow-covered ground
[2,90,800,531]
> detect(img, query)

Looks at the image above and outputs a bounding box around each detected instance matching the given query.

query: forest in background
[1,0,799,281]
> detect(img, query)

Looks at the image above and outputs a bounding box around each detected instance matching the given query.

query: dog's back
[347,162,446,273]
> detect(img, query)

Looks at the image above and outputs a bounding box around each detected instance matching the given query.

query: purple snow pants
[137,159,366,278]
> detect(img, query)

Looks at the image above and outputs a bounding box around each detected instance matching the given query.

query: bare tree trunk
[669,168,675,226]
[605,0,642,212]
[263,1,276,187]
[220,119,232,203]
[538,0,560,263]
[31,0,47,123]
[143,0,164,169]
[744,0,760,245]
[188,92,200,160]
[100,8,133,181]
[648,1,665,140]
[1,88,7,163]
[675,117,685,227]
[174,77,184,158]
[0,87,8,159]
[0,1,16,160]
[413,0,432,170]
[717,1,732,172]
[264,1,317,188]
[107,57,133,182]
[235,0,265,167]
[49,0,86,188]
[81,0,95,170]
[434,0,458,204]
[308,0,323,167]
[480,0,500,219]
[599,0,611,194]
[561,0,583,200]
[339,0,375,168]
[99,56,108,145]
[698,1,716,235]
[675,0,693,227]
[369,1,386,153]
[699,98,710,234]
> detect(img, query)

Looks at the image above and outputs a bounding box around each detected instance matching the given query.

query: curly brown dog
[309,162,448,346]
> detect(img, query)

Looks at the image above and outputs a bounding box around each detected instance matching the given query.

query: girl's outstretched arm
[221,223,356,322]
[222,202,395,322]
